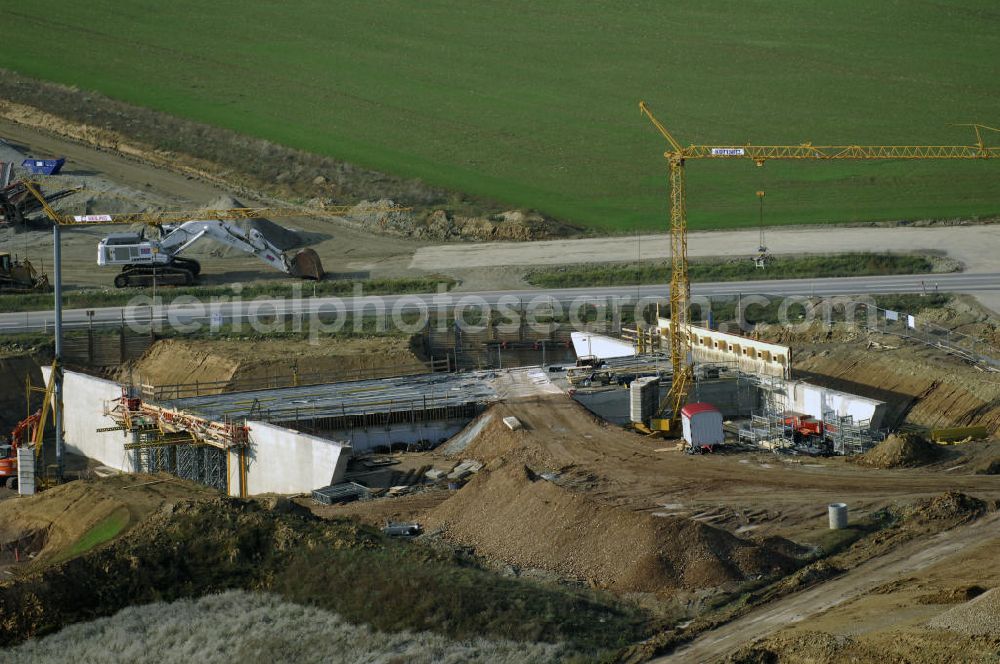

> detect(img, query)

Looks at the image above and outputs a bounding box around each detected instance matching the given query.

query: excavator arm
[97,220,324,284]
[158,220,295,274]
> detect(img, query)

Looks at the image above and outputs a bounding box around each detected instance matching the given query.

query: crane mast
[639,102,999,434]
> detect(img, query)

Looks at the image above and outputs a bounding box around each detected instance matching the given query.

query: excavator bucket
[288,248,324,280]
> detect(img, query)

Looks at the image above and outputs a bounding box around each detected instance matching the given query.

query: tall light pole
[52,223,64,480]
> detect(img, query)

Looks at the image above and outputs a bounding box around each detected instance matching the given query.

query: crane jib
[689,145,1000,160]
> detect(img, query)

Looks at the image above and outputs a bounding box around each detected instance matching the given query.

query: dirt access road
[0,118,423,289]
[655,512,1000,663]
[3,115,998,310]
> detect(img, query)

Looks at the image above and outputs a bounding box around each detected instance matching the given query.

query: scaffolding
[126,432,227,492]
[823,410,879,456]
[734,373,886,455]
[104,389,246,495]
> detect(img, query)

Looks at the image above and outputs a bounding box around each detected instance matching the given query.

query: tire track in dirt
[654,512,1000,663]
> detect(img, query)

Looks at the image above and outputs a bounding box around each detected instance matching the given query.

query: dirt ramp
[426,463,793,593]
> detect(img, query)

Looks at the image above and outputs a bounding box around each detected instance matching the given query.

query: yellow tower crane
[638,102,1000,434]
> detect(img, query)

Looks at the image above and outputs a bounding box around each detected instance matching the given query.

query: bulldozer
[0,252,51,293]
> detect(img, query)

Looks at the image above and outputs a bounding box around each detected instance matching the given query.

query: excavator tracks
[114,260,199,288]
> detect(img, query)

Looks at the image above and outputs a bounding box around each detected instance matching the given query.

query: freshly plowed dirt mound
[902,491,987,524]
[425,463,794,593]
[856,433,943,469]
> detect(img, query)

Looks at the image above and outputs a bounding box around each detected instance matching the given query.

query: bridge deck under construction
[163,371,500,427]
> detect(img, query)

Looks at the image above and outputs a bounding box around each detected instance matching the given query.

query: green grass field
[526,253,937,288]
[4,2,1000,231]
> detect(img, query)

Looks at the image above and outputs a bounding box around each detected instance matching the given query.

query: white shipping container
[681,402,724,447]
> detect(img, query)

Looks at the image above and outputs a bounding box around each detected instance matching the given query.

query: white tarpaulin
[885,310,899,321]
[570,332,636,360]
[907,315,916,329]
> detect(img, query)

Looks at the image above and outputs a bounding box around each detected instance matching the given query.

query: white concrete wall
[784,380,887,430]
[49,370,351,495]
[242,421,350,495]
[43,367,134,472]
[657,319,791,378]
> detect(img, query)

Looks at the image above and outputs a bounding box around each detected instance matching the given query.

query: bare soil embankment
[789,343,1000,433]
[0,477,647,657]
[119,337,424,393]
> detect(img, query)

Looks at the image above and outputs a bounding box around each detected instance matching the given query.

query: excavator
[0,363,56,491]
[17,179,419,288]
[95,220,324,287]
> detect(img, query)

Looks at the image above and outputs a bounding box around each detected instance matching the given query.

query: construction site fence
[421,316,599,370]
[63,326,154,368]
[138,356,450,401]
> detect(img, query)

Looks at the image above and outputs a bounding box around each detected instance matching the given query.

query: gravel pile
[856,433,942,469]
[926,587,1000,635]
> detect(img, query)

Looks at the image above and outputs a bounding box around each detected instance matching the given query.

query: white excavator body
[96,220,323,287]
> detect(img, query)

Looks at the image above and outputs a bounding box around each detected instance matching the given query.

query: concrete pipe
[828,502,848,529]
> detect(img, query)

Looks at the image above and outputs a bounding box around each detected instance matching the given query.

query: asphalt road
[1,272,996,335]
